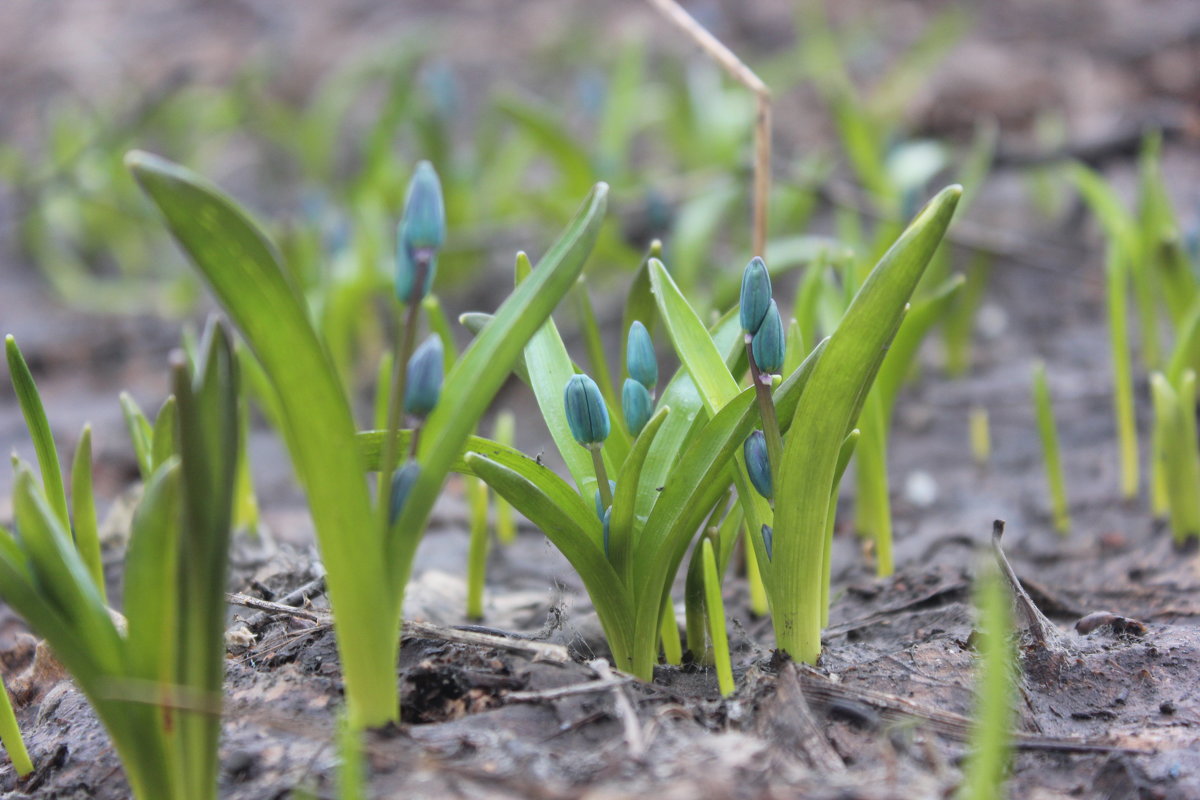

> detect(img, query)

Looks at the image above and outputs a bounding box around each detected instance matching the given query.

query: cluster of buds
[622,320,658,436]
[739,257,784,376]
[388,161,446,525]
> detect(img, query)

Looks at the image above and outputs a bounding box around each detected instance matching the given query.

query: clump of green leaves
[0,320,240,800]
[128,151,608,728]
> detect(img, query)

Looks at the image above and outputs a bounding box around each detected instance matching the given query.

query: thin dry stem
[645,0,771,257]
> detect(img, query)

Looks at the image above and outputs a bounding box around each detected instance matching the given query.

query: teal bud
[388,461,421,524]
[404,335,444,417]
[594,480,617,520]
[751,299,785,374]
[564,374,609,447]
[744,431,772,500]
[761,524,773,562]
[395,161,445,303]
[626,321,657,389]
[621,378,653,437]
[602,507,612,558]
[739,256,772,334]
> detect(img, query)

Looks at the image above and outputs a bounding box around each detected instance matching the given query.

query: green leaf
[127,150,395,728]
[150,396,177,471]
[465,453,635,669]
[122,462,181,685]
[5,336,70,529]
[70,425,105,602]
[119,392,155,482]
[610,406,669,587]
[774,184,961,662]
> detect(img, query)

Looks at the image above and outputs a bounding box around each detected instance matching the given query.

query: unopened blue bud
[404,335,444,417]
[389,461,421,524]
[564,374,610,447]
[744,430,772,500]
[739,256,772,334]
[626,321,657,389]
[594,480,617,520]
[622,378,653,437]
[761,524,773,562]
[751,299,785,374]
[395,161,445,303]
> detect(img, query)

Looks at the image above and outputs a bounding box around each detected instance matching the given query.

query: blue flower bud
[395,161,445,303]
[751,299,785,374]
[626,321,658,389]
[389,460,421,524]
[739,256,772,334]
[564,374,610,447]
[404,335,444,417]
[744,430,772,500]
[761,524,773,562]
[602,507,612,558]
[621,378,654,437]
[594,480,617,519]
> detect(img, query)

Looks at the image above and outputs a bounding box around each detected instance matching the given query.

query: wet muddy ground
[2,1,1200,797]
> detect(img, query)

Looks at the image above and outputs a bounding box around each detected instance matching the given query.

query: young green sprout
[701,536,734,697]
[959,564,1015,800]
[1150,370,1200,543]
[1031,362,1070,534]
[969,405,991,466]
[0,672,32,777]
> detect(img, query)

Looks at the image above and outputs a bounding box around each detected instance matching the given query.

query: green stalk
[684,544,708,663]
[745,532,768,617]
[854,390,893,575]
[1032,362,1071,534]
[659,597,682,666]
[465,475,490,620]
[70,425,105,601]
[0,675,32,777]
[491,412,517,545]
[1152,372,1200,542]
[1106,245,1139,499]
[969,405,990,466]
[959,566,1014,800]
[746,341,783,484]
[590,446,613,510]
[378,289,423,527]
[701,537,734,697]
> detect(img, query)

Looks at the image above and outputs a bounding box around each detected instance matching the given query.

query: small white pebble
[904,471,939,508]
[977,303,1008,339]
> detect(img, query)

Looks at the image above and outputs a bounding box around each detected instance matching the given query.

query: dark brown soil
[3,1,1200,798]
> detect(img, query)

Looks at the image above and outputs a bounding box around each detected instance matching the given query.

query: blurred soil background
[2,1,1200,797]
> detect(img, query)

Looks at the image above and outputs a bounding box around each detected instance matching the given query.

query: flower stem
[746,336,783,490]
[590,445,612,510]
[378,264,427,529]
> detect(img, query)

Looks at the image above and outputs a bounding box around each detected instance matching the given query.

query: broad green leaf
[465,453,635,669]
[5,336,70,528]
[610,407,669,587]
[122,462,181,684]
[774,184,961,662]
[127,150,394,727]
